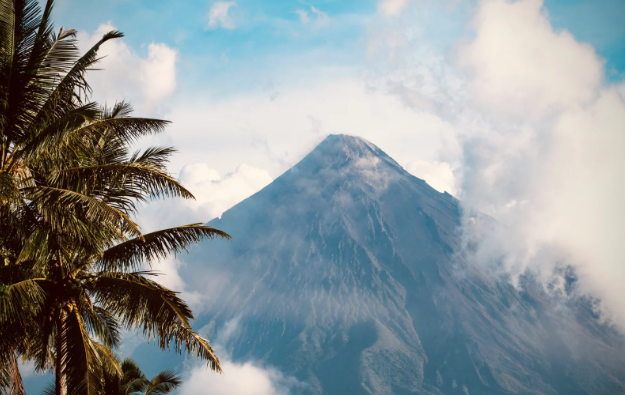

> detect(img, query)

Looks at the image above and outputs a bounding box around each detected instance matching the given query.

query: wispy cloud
[295,5,329,26]
[294,9,309,24]
[207,1,237,30]
[310,5,329,25]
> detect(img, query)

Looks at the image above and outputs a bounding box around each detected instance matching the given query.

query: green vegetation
[107,358,182,395]
[43,358,182,395]
[0,0,229,394]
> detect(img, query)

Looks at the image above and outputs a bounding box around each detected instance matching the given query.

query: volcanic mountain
[176,135,625,394]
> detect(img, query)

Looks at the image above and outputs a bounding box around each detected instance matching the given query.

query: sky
[34,0,625,394]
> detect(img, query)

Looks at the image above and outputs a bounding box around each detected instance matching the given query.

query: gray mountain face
[180,135,625,395]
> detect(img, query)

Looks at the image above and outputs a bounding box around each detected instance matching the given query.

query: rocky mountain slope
[179,134,625,394]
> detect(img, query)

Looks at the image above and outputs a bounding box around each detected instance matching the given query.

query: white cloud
[158,79,455,179]
[455,0,604,120]
[17,360,36,378]
[405,160,457,195]
[208,1,237,30]
[179,319,300,395]
[79,23,178,114]
[451,0,625,329]
[179,163,221,185]
[138,163,272,234]
[180,361,297,395]
[179,163,273,222]
[377,0,410,16]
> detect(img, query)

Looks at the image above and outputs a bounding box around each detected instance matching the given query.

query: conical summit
[166,135,625,394]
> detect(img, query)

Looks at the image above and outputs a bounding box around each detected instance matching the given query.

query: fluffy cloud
[452,0,625,329]
[207,1,237,30]
[377,0,410,16]
[178,318,300,395]
[456,0,604,119]
[158,79,456,180]
[180,361,297,395]
[178,163,273,222]
[79,23,177,114]
[405,160,457,195]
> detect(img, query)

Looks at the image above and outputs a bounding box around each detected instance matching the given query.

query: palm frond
[0,350,25,395]
[119,358,147,395]
[98,225,230,272]
[47,149,194,210]
[90,272,222,372]
[13,102,99,161]
[81,306,121,349]
[29,30,123,132]
[26,185,141,240]
[144,369,181,395]
[0,279,45,323]
[0,169,22,206]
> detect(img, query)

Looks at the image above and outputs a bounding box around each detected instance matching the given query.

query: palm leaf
[81,306,121,349]
[26,185,141,240]
[90,272,221,372]
[47,149,194,208]
[144,369,181,395]
[0,279,45,323]
[97,225,230,271]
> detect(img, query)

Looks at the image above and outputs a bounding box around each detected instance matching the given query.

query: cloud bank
[452,0,625,328]
[405,160,457,195]
[173,163,272,227]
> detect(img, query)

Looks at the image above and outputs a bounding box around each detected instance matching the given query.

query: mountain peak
[178,135,625,395]
[315,134,384,158]
[293,134,402,178]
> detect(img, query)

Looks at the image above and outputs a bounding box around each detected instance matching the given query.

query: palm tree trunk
[9,350,25,395]
[55,312,67,395]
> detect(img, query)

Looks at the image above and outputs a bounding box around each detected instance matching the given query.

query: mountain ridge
[176,134,625,394]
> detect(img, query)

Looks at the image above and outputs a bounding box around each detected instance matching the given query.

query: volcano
[175,135,625,394]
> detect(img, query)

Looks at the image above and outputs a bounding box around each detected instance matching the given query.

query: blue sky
[53,0,625,103]
[54,0,625,82]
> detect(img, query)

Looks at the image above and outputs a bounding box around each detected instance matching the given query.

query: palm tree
[45,357,182,395]
[0,1,229,394]
[13,222,228,395]
[110,358,181,395]
[0,117,230,394]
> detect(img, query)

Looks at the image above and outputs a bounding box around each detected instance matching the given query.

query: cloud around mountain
[451,0,625,329]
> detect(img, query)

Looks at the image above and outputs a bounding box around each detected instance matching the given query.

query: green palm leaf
[90,272,221,372]
[98,225,230,271]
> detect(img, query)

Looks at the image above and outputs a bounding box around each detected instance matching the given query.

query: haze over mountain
[168,135,625,395]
